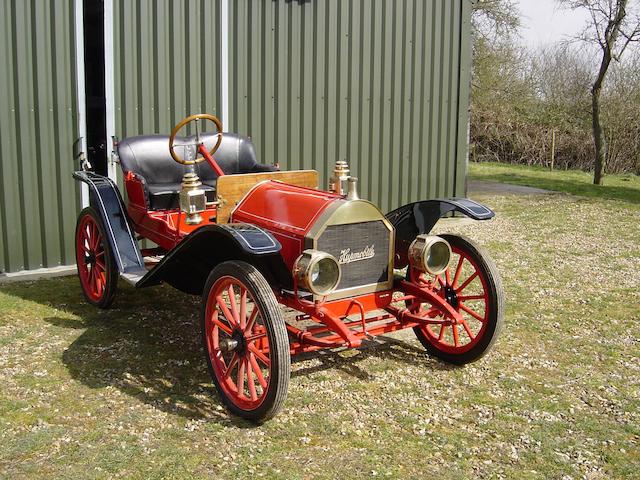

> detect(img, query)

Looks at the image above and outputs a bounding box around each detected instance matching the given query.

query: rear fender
[136,224,291,295]
[386,198,495,268]
[73,171,147,280]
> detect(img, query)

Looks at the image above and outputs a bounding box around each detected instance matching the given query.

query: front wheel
[408,234,504,365]
[201,261,290,423]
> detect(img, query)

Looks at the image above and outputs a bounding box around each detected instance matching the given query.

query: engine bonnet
[231,180,395,299]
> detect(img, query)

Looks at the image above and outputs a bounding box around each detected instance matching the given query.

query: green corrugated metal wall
[113,0,472,213]
[0,0,80,273]
[112,0,222,137]
[227,0,472,212]
[0,0,472,273]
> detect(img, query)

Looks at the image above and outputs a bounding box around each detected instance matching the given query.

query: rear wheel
[201,261,290,423]
[408,234,504,365]
[75,207,118,308]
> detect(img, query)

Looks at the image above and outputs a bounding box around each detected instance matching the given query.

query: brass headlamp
[293,250,342,296]
[408,235,452,276]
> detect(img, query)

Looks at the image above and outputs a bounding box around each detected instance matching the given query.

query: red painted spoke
[95,250,105,259]
[452,324,460,347]
[224,352,239,379]
[244,308,259,334]
[459,302,485,322]
[435,275,445,287]
[227,285,241,325]
[216,295,239,328]
[249,353,267,388]
[88,267,97,292]
[245,358,258,401]
[90,224,99,250]
[457,294,485,301]
[95,258,105,271]
[445,268,451,286]
[211,314,233,335]
[461,320,476,340]
[248,344,271,368]
[236,359,245,396]
[456,271,478,294]
[239,289,247,330]
[438,324,446,341]
[452,256,465,289]
[246,332,267,343]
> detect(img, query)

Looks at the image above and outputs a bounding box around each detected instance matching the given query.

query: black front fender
[136,224,291,295]
[386,198,495,268]
[73,171,147,280]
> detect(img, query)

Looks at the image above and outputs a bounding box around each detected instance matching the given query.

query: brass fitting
[329,160,351,196]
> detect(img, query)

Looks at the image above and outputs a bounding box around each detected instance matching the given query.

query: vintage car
[73,113,504,422]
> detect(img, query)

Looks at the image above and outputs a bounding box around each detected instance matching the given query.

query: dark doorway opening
[83,0,108,176]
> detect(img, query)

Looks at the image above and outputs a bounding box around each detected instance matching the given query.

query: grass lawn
[1,164,639,479]
[469,161,640,204]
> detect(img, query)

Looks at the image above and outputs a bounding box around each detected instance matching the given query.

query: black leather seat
[118,132,277,210]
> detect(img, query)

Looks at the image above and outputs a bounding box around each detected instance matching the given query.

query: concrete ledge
[0,265,77,284]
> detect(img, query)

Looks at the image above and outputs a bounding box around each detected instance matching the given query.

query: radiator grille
[317,221,390,291]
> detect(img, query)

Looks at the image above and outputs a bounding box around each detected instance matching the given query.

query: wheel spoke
[435,275,446,287]
[239,289,247,330]
[461,320,476,340]
[456,271,478,293]
[216,295,239,328]
[445,267,451,286]
[227,285,241,325]
[249,353,267,388]
[236,359,245,396]
[244,308,259,334]
[224,352,239,379]
[452,324,460,347]
[457,294,485,301]
[452,256,465,289]
[437,324,446,341]
[211,313,233,335]
[245,358,258,401]
[246,332,267,343]
[459,302,485,322]
[248,344,271,368]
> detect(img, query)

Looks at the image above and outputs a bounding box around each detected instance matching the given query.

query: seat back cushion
[117,132,266,185]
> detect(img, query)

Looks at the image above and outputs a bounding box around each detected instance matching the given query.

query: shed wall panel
[0,0,80,273]
[228,0,471,212]
[112,0,222,140]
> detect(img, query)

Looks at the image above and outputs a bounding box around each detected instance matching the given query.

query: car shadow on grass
[4,277,455,426]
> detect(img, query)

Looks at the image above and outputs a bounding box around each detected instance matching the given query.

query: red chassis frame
[123,169,467,358]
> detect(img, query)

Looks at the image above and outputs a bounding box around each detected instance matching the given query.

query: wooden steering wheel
[169,113,223,165]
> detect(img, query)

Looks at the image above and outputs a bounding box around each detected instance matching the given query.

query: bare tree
[472,0,520,41]
[561,0,640,184]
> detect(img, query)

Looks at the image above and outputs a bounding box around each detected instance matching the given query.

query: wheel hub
[219,329,247,354]
[85,253,96,265]
[443,285,459,309]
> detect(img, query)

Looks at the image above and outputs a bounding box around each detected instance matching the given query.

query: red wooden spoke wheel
[408,234,504,365]
[75,207,118,308]
[202,261,290,423]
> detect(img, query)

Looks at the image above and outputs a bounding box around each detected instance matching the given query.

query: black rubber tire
[75,207,119,309]
[201,260,290,423]
[411,234,504,365]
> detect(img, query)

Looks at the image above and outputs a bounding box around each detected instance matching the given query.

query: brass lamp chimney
[179,170,206,225]
[329,160,359,200]
[329,160,350,196]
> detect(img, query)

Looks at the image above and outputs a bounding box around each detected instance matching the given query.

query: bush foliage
[470,9,640,175]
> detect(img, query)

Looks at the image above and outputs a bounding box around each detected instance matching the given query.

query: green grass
[1,166,639,478]
[469,161,640,204]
